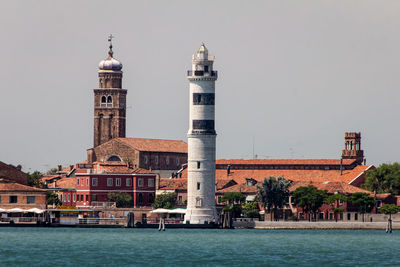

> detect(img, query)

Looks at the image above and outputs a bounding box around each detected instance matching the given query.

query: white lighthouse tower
[184,44,218,224]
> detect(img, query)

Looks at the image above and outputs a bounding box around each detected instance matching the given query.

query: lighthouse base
[184,208,217,224]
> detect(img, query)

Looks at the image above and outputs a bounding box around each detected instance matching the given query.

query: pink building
[74,162,156,208]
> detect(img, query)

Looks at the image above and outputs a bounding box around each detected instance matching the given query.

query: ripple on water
[0,228,399,266]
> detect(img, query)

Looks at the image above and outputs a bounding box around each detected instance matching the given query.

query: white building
[184,44,218,224]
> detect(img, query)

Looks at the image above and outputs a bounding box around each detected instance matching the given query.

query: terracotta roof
[216,179,237,190]
[92,162,154,174]
[116,138,187,153]
[289,181,372,194]
[0,179,45,192]
[375,193,392,200]
[217,159,357,166]
[41,174,63,183]
[51,178,76,189]
[177,165,371,185]
[159,178,187,190]
[217,183,258,194]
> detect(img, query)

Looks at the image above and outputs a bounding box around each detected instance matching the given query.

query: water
[0,228,399,266]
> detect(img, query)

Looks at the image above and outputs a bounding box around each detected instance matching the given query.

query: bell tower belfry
[342,132,364,165]
[93,35,127,148]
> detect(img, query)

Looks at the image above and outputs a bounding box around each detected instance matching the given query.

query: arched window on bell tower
[101,96,106,107]
[107,96,112,108]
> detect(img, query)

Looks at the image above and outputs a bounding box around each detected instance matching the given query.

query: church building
[86,37,188,178]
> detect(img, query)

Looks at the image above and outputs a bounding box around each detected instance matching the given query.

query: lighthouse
[184,44,218,224]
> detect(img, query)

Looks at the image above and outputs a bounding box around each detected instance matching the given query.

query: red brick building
[75,162,156,208]
[0,179,47,209]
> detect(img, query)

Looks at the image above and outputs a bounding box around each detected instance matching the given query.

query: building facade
[185,44,218,224]
[75,162,156,209]
[0,179,47,209]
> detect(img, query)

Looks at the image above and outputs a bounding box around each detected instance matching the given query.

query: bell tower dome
[93,35,127,148]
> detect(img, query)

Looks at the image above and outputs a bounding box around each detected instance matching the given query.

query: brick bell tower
[342,132,364,165]
[93,35,127,148]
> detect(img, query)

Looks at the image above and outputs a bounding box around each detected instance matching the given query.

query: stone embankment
[233,221,400,230]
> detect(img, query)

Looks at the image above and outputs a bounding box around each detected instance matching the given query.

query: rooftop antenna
[252,136,255,159]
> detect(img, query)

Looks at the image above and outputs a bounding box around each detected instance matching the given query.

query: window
[354,213,358,221]
[92,178,98,186]
[195,197,202,208]
[148,178,154,187]
[86,178,89,186]
[319,212,324,220]
[204,65,209,72]
[85,195,89,202]
[92,194,97,201]
[155,156,159,165]
[149,193,154,203]
[67,194,71,202]
[376,200,382,207]
[138,193,143,204]
[81,195,84,201]
[63,194,67,202]
[197,182,200,190]
[27,196,35,204]
[138,178,144,187]
[126,178,132,186]
[144,156,148,164]
[116,178,121,186]
[107,178,113,186]
[101,96,107,104]
[77,178,80,186]
[73,194,76,202]
[329,213,333,220]
[197,161,201,169]
[340,213,343,220]
[107,95,112,103]
[178,195,182,203]
[218,196,222,203]
[81,178,84,185]
[176,158,180,167]
[166,156,169,165]
[60,194,62,201]
[347,213,351,220]
[339,199,344,205]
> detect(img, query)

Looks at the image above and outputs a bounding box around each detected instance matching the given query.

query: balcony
[187,70,218,77]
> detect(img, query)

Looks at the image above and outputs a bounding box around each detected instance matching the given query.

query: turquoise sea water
[0,228,399,266]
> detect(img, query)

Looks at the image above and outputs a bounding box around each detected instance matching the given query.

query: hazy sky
[1,1,399,172]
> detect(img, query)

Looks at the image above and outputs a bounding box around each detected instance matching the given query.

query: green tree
[107,192,133,208]
[27,171,45,188]
[292,185,327,221]
[241,202,259,218]
[257,176,290,221]
[325,194,348,222]
[47,168,58,175]
[221,192,245,205]
[363,163,400,195]
[221,192,245,218]
[379,204,400,221]
[47,191,62,206]
[152,192,176,209]
[349,192,376,222]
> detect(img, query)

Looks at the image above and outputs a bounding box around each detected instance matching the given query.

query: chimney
[57,165,62,172]
[16,165,22,171]
[364,158,366,165]
[70,165,74,171]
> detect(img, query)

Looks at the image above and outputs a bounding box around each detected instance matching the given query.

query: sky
[1,1,399,172]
